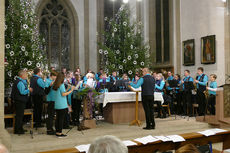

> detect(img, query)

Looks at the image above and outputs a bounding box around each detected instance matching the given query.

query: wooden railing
[39,130,230,153]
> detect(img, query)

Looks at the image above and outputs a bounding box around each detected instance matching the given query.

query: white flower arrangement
[25,51,28,56]
[130,45,133,49]
[36,63,41,67]
[21,46,25,51]
[119,65,123,69]
[23,24,28,29]
[123,22,127,26]
[99,49,103,54]
[14,60,17,64]
[5,44,10,49]
[114,28,117,32]
[24,68,28,71]
[145,45,150,50]
[133,61,137,65]
[10,51,14,56]
[137,29,141,34]
[14,76,17,80]
[128,70,133,75]
[8,71,12,77]
[138,21,142,26]
[140,62,145,66]
[116,50,120,54]
[135,54,139,59]
[27,61,32,66]
[127,55,132,60]
[120,7,124,11]
[123,59,127,63]
[104,50,108,55]
[104,17,108,21]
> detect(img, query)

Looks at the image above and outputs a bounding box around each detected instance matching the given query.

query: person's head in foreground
[0,144,9,153]
[175,144,200,153]
[88,135,128,153]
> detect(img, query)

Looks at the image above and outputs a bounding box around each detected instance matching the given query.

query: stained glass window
[39,0,70,70]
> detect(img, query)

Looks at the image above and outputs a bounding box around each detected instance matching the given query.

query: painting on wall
[201,35,216,64]
[183,39,195,66]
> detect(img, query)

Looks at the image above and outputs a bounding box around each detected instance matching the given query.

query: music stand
[129,85,142,126]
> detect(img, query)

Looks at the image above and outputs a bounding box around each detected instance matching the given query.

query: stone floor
[6,116,230,153]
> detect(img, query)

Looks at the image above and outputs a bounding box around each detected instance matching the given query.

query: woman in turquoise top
[207,74,218,115]
[53,73,75,137]
[45,71,57,135]
[155,73,166,118]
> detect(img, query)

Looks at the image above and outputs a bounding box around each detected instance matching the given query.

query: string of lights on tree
[98,4,150,77]
[5,0,47,88]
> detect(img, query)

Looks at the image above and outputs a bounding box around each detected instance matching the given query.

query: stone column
[0,0,11,149]
[174,0,181,74]
[149,0,156,64]
[84,0,90,72]
[97,0,104,71]
[225,0,230,83]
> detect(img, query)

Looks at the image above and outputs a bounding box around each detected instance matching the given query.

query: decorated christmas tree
[98,5,150,78]
[5,0,47,87]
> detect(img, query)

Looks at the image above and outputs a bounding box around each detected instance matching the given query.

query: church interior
[1,0,230,153]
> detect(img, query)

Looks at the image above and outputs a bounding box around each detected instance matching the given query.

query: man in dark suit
[130,68,155,130]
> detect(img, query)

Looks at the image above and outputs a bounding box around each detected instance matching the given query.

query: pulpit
[196,85,230,127]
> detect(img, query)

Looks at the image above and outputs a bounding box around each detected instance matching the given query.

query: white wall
[180,0,226,86]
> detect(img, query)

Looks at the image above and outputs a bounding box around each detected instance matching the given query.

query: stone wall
[0,0,11,149]
[179,0,226,86]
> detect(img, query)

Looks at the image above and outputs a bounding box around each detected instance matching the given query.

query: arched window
[39,0,71,70]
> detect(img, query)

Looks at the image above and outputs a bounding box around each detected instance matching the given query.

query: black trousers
[155,101,166,117]
[15,101,26,132]
[55,108,67,133]
[175,92,183,114]
[196,90,206,116]
[183,91,193,115]
[142,95,155,127]
[208,94,216,115]
[71,98,82,124]
[46,101,55,131]
[32,95,43,125]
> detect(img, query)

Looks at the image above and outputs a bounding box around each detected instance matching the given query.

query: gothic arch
[36,0,79,70]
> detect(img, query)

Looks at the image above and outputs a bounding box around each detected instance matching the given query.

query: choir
[11,66,218,135]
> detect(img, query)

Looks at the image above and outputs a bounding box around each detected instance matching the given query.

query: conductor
[129,68,155,130]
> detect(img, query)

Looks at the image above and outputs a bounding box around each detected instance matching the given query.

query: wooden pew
[4,109,34,130]
[38,130,230,153]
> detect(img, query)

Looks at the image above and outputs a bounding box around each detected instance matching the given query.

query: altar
[97,92,164,124]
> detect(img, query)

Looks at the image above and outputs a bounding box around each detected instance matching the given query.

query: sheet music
[155,136,171,142]
[166,135,185,142]
[130,86,142,92]
[134,135,159,145]
[198,130,216,136]
[198,128,227,137]
[75,80,83,90]
[75,144,90,153]
[86,78,96,88]
[123,140,137,146]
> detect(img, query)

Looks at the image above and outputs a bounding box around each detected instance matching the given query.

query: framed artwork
[201,35,216,64]
[183,39,195,66]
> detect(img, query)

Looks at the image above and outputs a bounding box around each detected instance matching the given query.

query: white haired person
[0,144,9,153]
[88,135,128,153]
